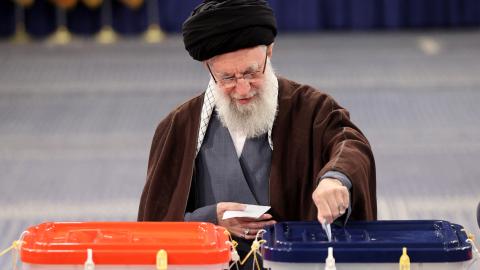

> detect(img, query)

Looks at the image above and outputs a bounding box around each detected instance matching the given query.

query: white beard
[213,59,278,138]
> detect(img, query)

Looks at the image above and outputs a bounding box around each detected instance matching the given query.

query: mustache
[230,90,258,100]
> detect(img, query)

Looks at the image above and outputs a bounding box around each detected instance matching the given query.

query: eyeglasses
[207,51,268,89]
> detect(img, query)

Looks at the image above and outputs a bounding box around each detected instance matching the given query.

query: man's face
[207,46,269,107]
[207,45,278,138]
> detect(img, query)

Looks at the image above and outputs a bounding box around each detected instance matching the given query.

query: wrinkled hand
[312,178,349,224]
[216,202,276,240]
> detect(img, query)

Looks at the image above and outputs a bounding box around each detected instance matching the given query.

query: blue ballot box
[262,220,474,270]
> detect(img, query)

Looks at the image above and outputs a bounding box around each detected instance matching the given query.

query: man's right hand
[217,202,276,240]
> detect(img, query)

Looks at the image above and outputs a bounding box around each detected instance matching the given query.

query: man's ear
[267,43,274,58]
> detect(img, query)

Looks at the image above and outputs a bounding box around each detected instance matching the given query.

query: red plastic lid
[20,222,230,265]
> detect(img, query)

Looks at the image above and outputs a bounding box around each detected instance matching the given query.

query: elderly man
[138,0,376,267]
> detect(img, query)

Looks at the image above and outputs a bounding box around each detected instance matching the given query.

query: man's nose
[234,78,251,96]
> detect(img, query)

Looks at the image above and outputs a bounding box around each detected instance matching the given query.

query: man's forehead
[210,47,264,73]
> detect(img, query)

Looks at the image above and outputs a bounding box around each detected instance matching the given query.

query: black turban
[182,0,277,61]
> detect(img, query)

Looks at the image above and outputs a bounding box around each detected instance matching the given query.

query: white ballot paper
[222,204,271,220]
[322,222,332,242]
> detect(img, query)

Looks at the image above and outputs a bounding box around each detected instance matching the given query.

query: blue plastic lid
[261,220,472,263]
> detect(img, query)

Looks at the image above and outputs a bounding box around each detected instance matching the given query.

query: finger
[231,229,244,238]
[342,188,350,208]
[326,193,341,221]
[233,220,277,240]
[237,214,273,223]
[237,217,260,223]
[218,216,241,228]
[246,220,277,229]
[316,200,333,224]
[242,228,265,240]
[239,214,272,222]
[226,218,243,226]
[248,228,260,236]
[219,218,252,237]
[312,189,322,206]
[257,213,273,220]
[229,224,248,239]
[244,229,264,240]
[330,187,350,218]
[231,226,255,240]
[336,188,348,214]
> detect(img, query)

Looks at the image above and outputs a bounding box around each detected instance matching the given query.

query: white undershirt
[228,129,247,158]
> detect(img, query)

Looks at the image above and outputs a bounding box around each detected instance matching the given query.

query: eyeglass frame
[206,51,268,88]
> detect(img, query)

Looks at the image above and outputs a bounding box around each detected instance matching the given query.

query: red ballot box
[20,221,231,270]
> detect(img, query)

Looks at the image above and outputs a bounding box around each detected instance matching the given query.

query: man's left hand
[312,178,349,224]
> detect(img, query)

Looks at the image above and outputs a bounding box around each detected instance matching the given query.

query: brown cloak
[138,77,377,222]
